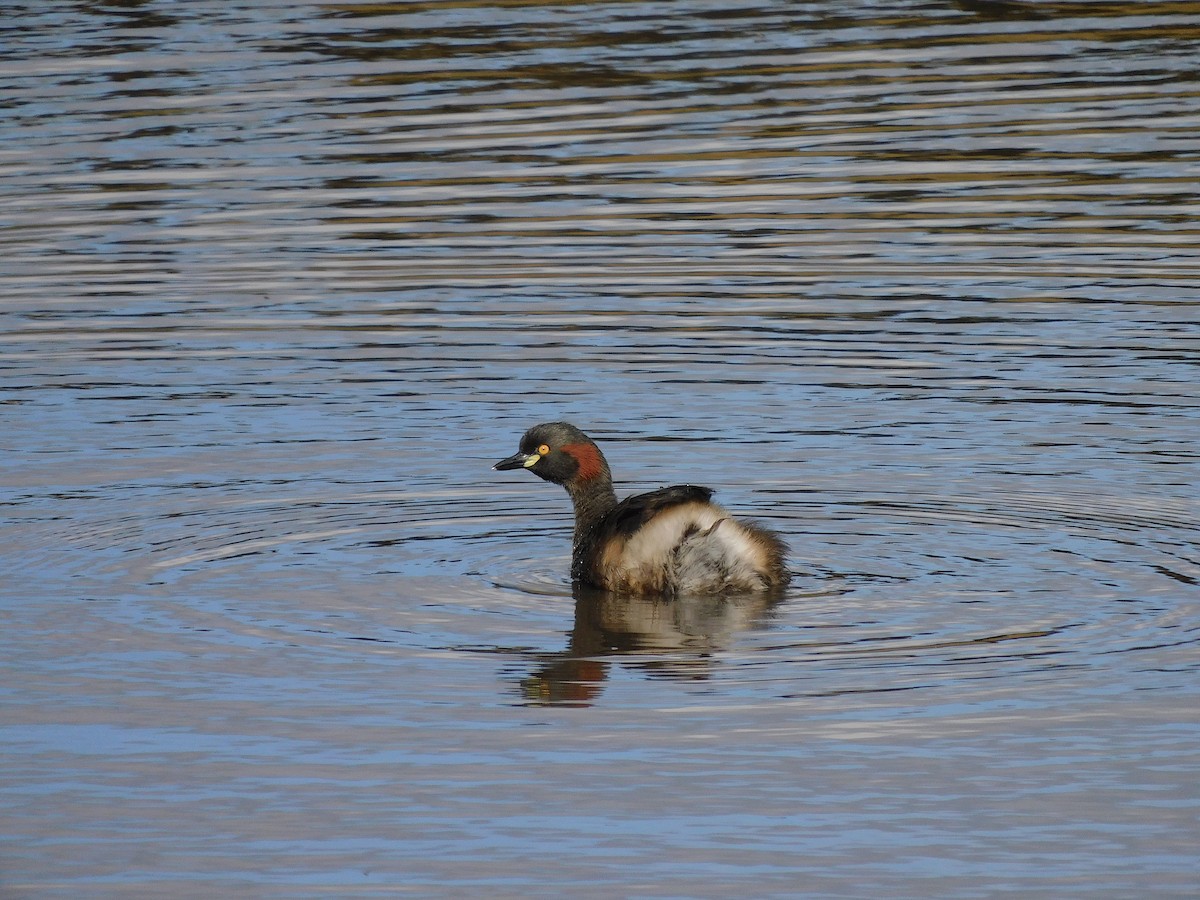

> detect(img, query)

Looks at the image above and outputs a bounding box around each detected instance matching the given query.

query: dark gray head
[493,421,608,487]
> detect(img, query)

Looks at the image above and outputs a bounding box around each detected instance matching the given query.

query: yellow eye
[537,444,550,456]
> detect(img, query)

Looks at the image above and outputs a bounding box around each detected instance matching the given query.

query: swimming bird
[494,422,789,596]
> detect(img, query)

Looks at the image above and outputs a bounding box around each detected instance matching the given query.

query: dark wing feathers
[572,485,713,584]
[604,485,713,539]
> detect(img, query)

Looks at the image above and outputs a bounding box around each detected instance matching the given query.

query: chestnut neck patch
[562,441,604,482]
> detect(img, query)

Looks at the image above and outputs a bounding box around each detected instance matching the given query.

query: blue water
[2,1,1198,896]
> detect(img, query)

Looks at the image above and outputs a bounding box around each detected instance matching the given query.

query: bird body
[494,423,789,596]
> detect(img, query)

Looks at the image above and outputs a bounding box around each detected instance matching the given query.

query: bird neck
[566,475,617,546]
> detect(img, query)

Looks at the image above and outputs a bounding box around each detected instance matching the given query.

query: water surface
[2,1,1198,896]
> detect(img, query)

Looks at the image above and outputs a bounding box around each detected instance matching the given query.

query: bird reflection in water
[519,583,783,706]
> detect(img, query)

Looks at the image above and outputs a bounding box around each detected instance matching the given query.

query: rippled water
[2,1,1198,896]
